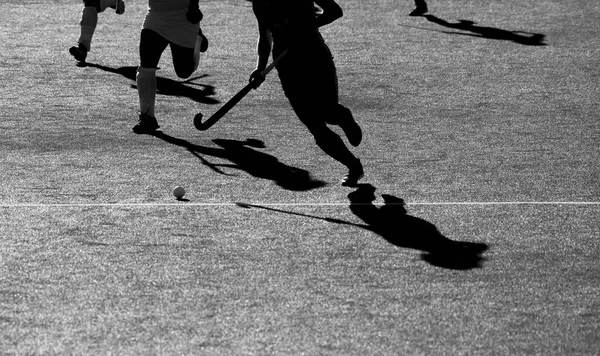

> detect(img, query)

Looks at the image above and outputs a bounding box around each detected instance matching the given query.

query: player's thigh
[85,0,117,12]
[139,29,169,69]
[170,43,196,79]
[83,0,101,11]
[279,59,339,109]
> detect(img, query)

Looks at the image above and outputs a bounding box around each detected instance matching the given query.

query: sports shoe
[341,160,364,187]
[198,28,209,53]
[132,113,160,134]
[338,106,362,147]
[69,43,88,62]
[409,4,428,16]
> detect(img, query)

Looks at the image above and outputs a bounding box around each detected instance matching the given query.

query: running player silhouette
[69,0,126,62]
[249,0,364,187]
[133,0,208,134]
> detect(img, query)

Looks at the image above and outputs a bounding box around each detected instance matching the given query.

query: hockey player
[132,0,209,134]
[69,0,126,63]
[248,0,364,186]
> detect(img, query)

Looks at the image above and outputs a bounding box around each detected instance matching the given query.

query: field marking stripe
[0,202,599,207]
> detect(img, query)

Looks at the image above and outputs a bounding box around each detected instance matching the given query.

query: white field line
[0,202,599,208]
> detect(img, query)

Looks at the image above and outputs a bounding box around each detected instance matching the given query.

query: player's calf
[337,105,362,147]
[193,28,209,72]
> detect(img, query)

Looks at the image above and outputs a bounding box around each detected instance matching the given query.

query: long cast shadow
[348,184,488,269]
[237,184,488,270]
[153,132,326,191]
[425,14,546,46]
[82,63,220,104]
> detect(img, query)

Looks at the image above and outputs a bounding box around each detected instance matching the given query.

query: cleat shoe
[69,43,88,62]
[409,4,428,16]
[114,0,125,14]
[339,106,362,147]
[132,113,160,134]
[341,160,364,187]
[198,28,209,53]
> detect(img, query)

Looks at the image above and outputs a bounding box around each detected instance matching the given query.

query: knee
[307,123,338,147]
[137,66,157,79]
[174,66,194,79]
[320,104,348,125]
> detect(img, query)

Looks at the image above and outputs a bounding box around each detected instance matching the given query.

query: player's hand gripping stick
[193,50,288,131]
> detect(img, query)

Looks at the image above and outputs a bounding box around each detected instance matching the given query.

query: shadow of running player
[153,132,326,191]
[425,14,546,46]
[81,63,219,104]
[236,183,488,269]
[348,184,489,270]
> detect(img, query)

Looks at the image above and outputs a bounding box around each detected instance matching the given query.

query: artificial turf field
[1,0,599,354]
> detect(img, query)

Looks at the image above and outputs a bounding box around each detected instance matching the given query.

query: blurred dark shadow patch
[236,184,489,270]
[82,63,220,104]
[153,132,327,191]
[425,14,547,46]
[348,184,489,270]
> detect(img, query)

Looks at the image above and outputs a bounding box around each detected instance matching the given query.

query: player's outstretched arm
[313,0,343,28]
[249,3,273,88]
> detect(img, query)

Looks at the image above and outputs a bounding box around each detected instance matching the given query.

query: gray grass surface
[1,0,598,355]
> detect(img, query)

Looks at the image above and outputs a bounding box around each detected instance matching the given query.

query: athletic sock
[137,67,157,117]
[78,6,98,51]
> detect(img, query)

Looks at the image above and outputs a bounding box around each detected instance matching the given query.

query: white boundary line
[0,202,599,207]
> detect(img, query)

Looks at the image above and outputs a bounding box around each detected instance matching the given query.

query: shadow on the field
[424,14,546,46]
[348,184,488,270]
[81,63,219,104]
[236,183,488,270]
[152,132,326,191]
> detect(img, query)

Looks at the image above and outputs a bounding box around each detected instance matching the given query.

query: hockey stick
[193,49,288,131]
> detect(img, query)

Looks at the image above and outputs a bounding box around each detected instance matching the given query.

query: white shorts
[143,1,198,48]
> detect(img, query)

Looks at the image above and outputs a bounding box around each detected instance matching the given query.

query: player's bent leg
[312,127,363,186]
[316,101,362,147]
[295,107,364,186]
[335,104,362,147]
[171,44,197,79]
[74,2,99,55]
[192,28,209,71]
[197,28,209,53]
[295,49,361,146]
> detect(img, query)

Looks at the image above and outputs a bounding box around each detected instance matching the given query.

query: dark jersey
[253,0,338,105]
[253,0,321,50]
